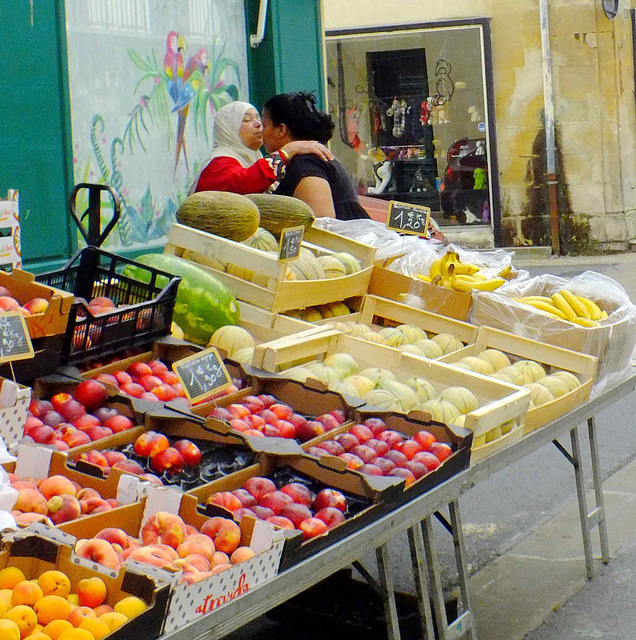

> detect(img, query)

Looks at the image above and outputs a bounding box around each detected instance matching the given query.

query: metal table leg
[588,416,610,564]
[422,516,450,640]
[408,524,435,639]
[376,543,402,640]
[570,426,595,579]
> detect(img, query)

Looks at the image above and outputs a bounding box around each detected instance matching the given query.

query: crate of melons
[164,221,377,314]
[252,329,531,462]
[438,326,597,434]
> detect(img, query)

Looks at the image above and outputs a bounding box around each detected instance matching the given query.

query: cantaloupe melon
[285,366,313,383]
[363,389,401,412]
[432,333,464,354]
[413,339,444,359]
[398,344,425,356]
[551,370,580,391]
[288,253,325,280]
[177,191,260,242]
[245,193,315,236]
[329,381,360,398]
[457,356,494,376]
[323,352,358,377]
[378,327,404,347]
[495,366,526,385]
[326,301,351,317]
[317,255,346,278]
[378,380,419,412]
[358,368,396,386]
[418,399,461,424]
[300,308,323,322]
[232,347,254,364]
[208,325,254,357]
[304,361,343,386]
[406,377,437,403]
[332,252,362,275]
[343,375,375,396]
[512,360,546,384]
[537,375,570,398]
[349,323,374,339]
[244,227,278,252]
[524,383,554,407]
[478,349,511,372]
[438,386,479,414]
[397,325,428,344]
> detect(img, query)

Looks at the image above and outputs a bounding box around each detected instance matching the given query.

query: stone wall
[322,0,636,250]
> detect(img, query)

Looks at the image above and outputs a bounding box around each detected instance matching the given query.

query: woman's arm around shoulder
[293,176,336,218]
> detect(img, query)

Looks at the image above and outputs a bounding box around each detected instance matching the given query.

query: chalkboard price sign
[0,312,34,364]
[386,200,431,237]
[278,225,305,262]
[171,347,232,404]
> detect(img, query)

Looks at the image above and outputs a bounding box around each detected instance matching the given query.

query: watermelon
[122,253,240,346]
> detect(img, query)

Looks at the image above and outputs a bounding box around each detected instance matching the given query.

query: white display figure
[368,161,393,195]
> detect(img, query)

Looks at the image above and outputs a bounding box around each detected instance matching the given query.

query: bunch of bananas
[416,251,511,293]
[515,290,608,327]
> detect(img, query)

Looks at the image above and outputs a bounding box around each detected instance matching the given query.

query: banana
[523,300,567,319]
[440,276,453,289]
[415,274,432,283]
[453,263,480,276]
[560,290,590,319]
[498,265,512,278]
[451,276,505,293]
[570,317,600,328]
[551,292,577,321]
[576,295,603,321]
[599,310,608,319]
[440,252,455,277]
[429,257,443,279]
[517,296,554,304]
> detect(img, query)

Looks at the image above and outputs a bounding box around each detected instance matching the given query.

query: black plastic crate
[35,247,180,366]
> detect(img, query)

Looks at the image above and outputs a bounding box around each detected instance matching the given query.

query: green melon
[245,193,315,237]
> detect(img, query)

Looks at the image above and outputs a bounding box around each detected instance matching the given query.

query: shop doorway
[326,19,500,245]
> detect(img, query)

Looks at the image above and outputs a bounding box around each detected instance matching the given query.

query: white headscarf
[189,101,263,194]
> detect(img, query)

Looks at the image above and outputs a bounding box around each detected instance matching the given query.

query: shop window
[86,0,150,33]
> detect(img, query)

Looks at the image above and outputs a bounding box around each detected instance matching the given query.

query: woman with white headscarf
[190,101,332,195]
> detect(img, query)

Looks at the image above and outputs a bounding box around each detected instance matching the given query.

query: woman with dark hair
[262,92,370,220]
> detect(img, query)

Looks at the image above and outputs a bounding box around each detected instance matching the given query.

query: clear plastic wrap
[313,218,441,262]
[470,270,636,393]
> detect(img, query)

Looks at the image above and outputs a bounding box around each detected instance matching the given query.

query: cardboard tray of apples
[0,523,170,639]
[186,444,405,571]
[57,488,286,633]
[303,408,473,505]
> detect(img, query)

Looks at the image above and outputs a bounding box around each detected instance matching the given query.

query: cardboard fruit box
[0,377,32,449]
[164,223,377,313]
[59,489,286,634]
[438,326,597,435]
[302,408,473,505]
[0,524,170,640]
[187,446,404,571]
[0,269,74,339]
[368,265,472,321]
[252,328,531,459]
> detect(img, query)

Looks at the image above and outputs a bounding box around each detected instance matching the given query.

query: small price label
[278,225,304,262]
[386,200,431,237]
[0,312,34,364]
[171,347,232,404]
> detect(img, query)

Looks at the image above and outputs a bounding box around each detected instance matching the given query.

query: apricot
[66,606,96,628]
[66,594,79,606]
[23,633,50,640]
[42,620,73,640]
[34,594,72,625]
[0,587,13,607]
[12,579,44,606]
[58,629,94,640]
[0,618,21,640]
[113,595,146,618]
[3,604,37,637]
[38,476,76,501]
[38,570,71,598]
[79,617,111,639]
[77,577,107,608]
[0,567,26,589]
[99,611,127,632]
[92,604,113,617]
[0,598,7,617]
[230,546,256,564]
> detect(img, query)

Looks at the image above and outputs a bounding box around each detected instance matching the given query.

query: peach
[99,611,128,632]
[113,595,147,619]
[184,533,216,552]
[206,491,242,512]
[75,488,99,501]
[211,551,230,567]
[177,540,214,562]
[179,568,205,585]
[24,297,49,315]
[14,488,48,515]
[79,497,110,515]
[75,538,121,569]
[230,546,256,564]
[141,512,186,549]
[127,545,174,568]
[177,554,210,572]
[0,296,20,311]
[42,620,73,640]
[0,618,21,640]
[12,579,44,606]
[67,606,96,628]
[34,594,72,625]
[0,566,25,589]
[78,617,111,639]
[0,598,6,617]
[11,480,39,491]
[95,528,129,552]
[210,563,232,574]
[47,495,81,525]
[38,570,71,597]
[200,517,241,555]
[14,512,53,528]
[58,629,94,640]
[77,576,107,608]
[4,604,37,637]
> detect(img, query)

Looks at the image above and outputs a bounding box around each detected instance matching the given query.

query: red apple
[358,463,384,476]
[406,460,428,480]
[396,439,423,460]
[173,440,201,466]
[279,503,313,528]
[127,361,152,379]
[73,414,101,431]
[316,440,344,456]
[28,425,55,444]
[315,414,340,432]
[244,476,277,501]
[259,491,293,515]
[313,488,347,513]
[148,360,169,375]
[334,432,360,451]
[242,396,265,414]
[365,439,390,457]
[329,410,346,425]
[300,517,328,540]
[363,418,387,436]
[251,505,275,520]
[295,421,323,442]
[389,467,416,487]
[314,506,346,529]
[378,430,404,449]
[211,407,233,421]
[429,442,453,462]
[289,413,307,428]
[95,373,119,387]
[84,425,114,441]
[307,446,329,458]
[43,412,64,428]
[207,491,242,512]
[104,415,134,433]
[412,451,441,471]
[150,447,185,475]
[114,371,133,387]
[270,403,293,421]
[266,515,295,530]
[121,382,145,398]
[93,406,118,424]
[58,399,87,422]
[339,453,364,470]
[414,430,437,450]
[73,380,108,411]
[257,394,277,408]
[280,483,313,507]
[374,457,396,475]
[384,449,409,468]
[134,431,169,457]
[276,420,296,439]
[103,451,127,466]
[350,445,378,464]
[139,375,163,392]
[112,459,145,475]
[232,489,257,508]
[349,424,373,444]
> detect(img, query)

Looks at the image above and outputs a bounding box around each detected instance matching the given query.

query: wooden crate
[164,223,377,313]
[237,300,313,344]
[252,329,531,450]
[438,326,597,434]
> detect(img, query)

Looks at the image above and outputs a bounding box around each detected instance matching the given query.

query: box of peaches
[0,523,170,640]
[58,489,286,633]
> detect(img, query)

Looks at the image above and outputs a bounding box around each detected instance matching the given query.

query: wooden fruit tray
[252,328,531,456]
[438,326,597,435]
[164,223,377,313]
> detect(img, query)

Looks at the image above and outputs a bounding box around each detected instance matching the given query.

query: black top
[275,155,370,221]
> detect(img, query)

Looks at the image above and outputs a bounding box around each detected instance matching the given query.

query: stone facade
[322,0,636,251]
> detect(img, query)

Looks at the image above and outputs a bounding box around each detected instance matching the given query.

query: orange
[79,617,111,639]
[99,611,127,632]
[0,567,26,589]
[34,594,72,625]
[0,618,21,640]
[38,570,71,598]
[3,604,37,637]
[42,619,73,640]
[113,595,146,619]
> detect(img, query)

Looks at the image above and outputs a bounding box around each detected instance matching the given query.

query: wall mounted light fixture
[602,0,619,19]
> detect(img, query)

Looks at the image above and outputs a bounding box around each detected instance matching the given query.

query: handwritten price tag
[171,347,232,404]
[386,200,431,237]
[0,312,34,364]
[278,225,304,262]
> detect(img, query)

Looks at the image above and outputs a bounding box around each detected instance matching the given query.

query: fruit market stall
[0,185,635,640]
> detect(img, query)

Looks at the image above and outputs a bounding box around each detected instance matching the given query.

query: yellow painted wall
[323,0,636,249]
